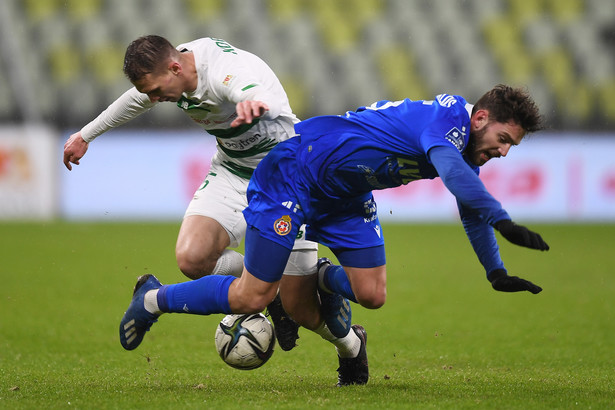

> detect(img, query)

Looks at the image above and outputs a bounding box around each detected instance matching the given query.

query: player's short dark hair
[474,84,544,133]
[123,35,176,82]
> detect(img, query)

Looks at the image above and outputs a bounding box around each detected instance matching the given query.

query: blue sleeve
[427,145,509,225]
[457,199,506,275]
[428,145,508,275]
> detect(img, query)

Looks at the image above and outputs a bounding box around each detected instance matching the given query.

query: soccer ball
[214,313,275,370]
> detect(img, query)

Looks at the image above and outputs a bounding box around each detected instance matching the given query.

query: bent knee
[176,250,218,280]
[176,258,209,280]
[356,292,386,310]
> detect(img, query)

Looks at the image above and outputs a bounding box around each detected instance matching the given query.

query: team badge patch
[274,215,292,236]
[445,127,466,152]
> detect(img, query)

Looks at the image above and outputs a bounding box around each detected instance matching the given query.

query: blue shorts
[243,139,386,281]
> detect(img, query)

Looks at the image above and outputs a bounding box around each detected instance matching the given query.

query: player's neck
[180,52,198,93]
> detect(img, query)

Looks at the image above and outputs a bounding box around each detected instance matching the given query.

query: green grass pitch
[1,222,614,408]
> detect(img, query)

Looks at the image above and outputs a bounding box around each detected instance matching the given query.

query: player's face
[467,111,525,166]
[133,69,184,103]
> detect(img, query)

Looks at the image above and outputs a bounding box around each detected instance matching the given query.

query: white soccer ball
[214,313,275,370]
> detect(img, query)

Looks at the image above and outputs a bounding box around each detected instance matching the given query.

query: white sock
[212,249,244,277]
[312,322,361,358]
[144,289,162,315]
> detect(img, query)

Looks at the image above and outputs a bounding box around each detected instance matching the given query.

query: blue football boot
[119,274,161,350]
[317,258,352,338]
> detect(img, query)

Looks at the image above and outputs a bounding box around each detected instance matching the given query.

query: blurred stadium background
[0,0,614,222]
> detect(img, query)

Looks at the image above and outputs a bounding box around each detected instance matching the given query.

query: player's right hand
[231,101,269,128]
[494,219,549,251]
[63,132,89,171]
[488,269,543,294]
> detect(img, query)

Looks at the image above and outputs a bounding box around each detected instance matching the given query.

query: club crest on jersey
[223,74,234,86]
[445,127,466,152]
[274,215,292,236]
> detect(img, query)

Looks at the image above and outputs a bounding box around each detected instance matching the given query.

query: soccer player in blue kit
[121,84,549,385]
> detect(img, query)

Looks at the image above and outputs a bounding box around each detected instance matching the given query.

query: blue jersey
[294,95,476,198]
[245,94,509,279]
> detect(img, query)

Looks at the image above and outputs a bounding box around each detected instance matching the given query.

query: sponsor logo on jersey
[274,215,292,236]
[363,198,378,223]
[445,127,466,152]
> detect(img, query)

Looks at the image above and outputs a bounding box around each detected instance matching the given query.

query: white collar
[465,103,474,118]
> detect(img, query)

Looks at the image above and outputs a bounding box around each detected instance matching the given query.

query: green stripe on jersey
[221,161,254,179]
[207,120,259,139]
[241,84,258,92]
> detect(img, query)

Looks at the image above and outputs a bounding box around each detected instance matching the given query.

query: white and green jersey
[80,37,298,179]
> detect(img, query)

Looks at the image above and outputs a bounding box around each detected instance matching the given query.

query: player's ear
[169,61,182,75]
[472,109,489,130]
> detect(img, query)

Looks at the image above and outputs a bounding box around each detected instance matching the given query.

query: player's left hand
[231,101,269,127]
[488,269,542,294]
[494,219,549,251]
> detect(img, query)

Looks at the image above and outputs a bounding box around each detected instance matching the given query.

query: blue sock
[157,275,235,315]
[323,265,357,303]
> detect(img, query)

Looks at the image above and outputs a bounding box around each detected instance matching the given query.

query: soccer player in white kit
[63,36,366,384]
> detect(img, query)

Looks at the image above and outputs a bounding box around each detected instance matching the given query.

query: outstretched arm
[458,201,544,294]
[62,87,154,170]
[429,145,548,293]
[428,145,548,249]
